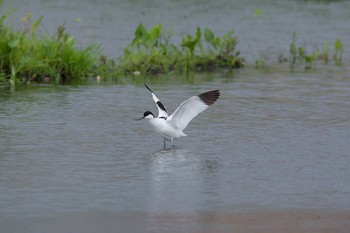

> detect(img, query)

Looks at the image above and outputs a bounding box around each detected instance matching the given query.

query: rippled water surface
[1,69,350,218]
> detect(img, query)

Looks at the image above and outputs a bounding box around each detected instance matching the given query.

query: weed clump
[0,11,102,89]
[118,24,244,75]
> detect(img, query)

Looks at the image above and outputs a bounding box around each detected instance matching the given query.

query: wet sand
[192,210,350,233]
[1,210,349,233]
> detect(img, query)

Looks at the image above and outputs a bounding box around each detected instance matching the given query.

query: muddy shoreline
[2,209,349,233]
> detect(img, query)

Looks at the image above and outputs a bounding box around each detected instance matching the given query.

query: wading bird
[136,84,220,147]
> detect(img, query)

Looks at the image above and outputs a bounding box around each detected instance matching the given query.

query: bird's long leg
[171,139,174,147]
[163,139,166,149]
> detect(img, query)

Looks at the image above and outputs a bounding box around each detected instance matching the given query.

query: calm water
[1,69,350,217]
[1,0,350,232]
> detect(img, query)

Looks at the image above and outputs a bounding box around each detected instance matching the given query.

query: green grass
[0,10,103,89]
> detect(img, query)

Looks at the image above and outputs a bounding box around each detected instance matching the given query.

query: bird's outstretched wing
[144,84,169,118]
[167,90,220,131]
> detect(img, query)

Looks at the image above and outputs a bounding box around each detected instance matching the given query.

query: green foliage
[181,27,202,55]
[204,28,216,49]
[282,32,345,69]
[118,23,181,75]
[0,10,103,89]
[288,32,320,69]
[197,29,243,70]
[334,38,343,66]
[118,24,244,75]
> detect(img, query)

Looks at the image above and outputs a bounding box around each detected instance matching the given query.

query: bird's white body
[137,85,220,147]
[147,117,187,141]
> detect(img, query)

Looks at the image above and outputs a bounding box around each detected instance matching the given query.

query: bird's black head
[135,111,154,121]
[143,111,154,118]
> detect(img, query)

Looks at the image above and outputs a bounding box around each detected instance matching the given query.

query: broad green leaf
[204,28,214,42]
[334,38,343,52]
[8,39,19,49]
[204,28,218,49]
[149,24,162,40]
[133,23,148,45]
[195,27,203,51]
[181,34,197,53]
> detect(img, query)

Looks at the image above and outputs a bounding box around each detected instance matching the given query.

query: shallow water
[1,69,350,220]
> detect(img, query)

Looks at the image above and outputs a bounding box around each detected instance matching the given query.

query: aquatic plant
[255,53,267,69]
[0,10,102,89]
[289,32,298,65]
[283,32,345,69]
[287,32,319,69]
[182,27,203,56]
[118,24,181,75]
[118,24,244,75]
[198,28,244,70]
[181,27,202,72]
[301,49,320,69]
[333,38,343,66]
[320,40,329,64]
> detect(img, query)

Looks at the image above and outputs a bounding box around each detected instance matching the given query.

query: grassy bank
[0,10,105,90]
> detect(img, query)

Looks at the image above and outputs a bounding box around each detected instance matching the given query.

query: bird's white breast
[148,118,185,140]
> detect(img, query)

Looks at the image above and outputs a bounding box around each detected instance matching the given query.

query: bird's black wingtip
[198,90,220,106]
[144,84,153,93]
